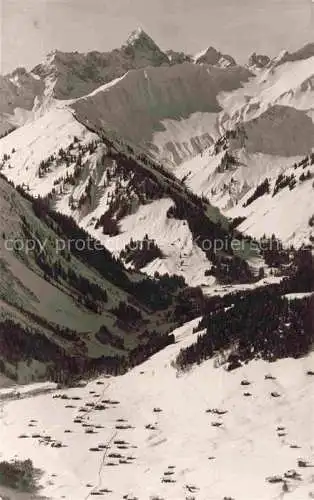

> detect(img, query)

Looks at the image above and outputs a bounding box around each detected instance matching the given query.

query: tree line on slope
[176,290,313,371]
[0,175,207,383]
[96,131,254,282]
[176,250,314,371]
[0,315,176,384]
[27,193,188,312]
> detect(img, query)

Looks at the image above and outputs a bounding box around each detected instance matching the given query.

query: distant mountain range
[1,31,313,248]
[0,30,313,500]
[0,30,313,382]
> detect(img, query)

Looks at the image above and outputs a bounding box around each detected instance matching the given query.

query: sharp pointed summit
[0,19,313,500]
[122,27,170,65]
[125,27,149,45]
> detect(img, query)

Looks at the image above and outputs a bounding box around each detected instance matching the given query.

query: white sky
[0,0,313,74]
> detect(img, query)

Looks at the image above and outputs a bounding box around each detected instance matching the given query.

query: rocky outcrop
[248,52,270,70]
[195,46,236,68]
[31,29,171,100]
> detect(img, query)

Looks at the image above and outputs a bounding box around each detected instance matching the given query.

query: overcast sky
[0,0,313,74]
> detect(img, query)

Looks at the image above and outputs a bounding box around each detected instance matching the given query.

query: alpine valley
[0,28,313,500]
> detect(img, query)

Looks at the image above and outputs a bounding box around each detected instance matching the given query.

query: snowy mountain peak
[194,46,236,68]
[121,28,170,66]
[42,49,60,66]
[125,27,148,45]
[123,27,162,52]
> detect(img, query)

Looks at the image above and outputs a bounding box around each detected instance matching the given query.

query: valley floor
[0,318,313,500]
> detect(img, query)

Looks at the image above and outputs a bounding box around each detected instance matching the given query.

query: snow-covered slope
[219,51,314,130]
[1,35,314,252]
[0,173,211,385]
[176,134,314,245]
[0,317,313,499]
[228,157,314,246]
[0,102,248,288]
[173,44,314,245]
[0,29,172,134]
[72,62,251,164]
[84,198,215,288]
[0,107,98,195]
[0,30,252,167]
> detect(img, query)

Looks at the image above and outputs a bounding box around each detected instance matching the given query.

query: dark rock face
[32,30,171,100]
[274,43,314,67]
[248,52,270,69]
[195,46,236,68]
[166,50,192,65]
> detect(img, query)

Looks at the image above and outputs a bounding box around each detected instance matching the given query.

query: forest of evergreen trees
[96,131,253,282]
[1,134,313,384]
[0,314,177,384]
[120,235,163,270]
[30,197,187,311]
[176,253,314,371]
[243,178,270,207]
[3,248,312,382]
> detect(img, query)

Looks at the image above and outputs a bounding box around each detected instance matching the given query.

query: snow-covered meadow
[0,318,313,500]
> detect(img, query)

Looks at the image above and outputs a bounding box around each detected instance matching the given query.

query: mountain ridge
[0,171,212,384]
[0,30,313,500]
[1,33,314,273]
